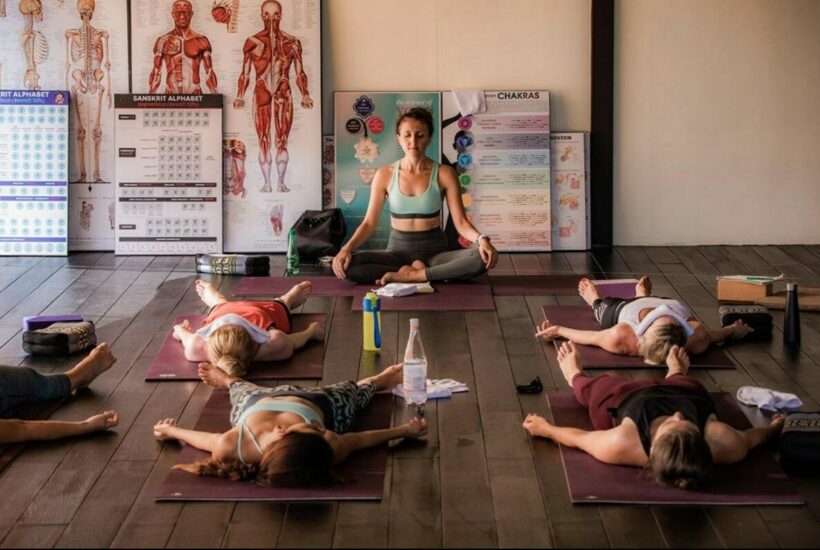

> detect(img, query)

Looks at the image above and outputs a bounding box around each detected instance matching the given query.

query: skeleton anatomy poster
[130,0,321,252]
[0,0,129,251]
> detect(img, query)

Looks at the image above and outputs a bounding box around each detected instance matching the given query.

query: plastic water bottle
[403,318,427,415]
[362,292,382,351]
[286,227,300,275]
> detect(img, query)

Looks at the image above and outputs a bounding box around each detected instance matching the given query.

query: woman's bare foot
[361,363,404,391]
[556,341,584,386]
[83,410,119,432]
[376,268,427,285]
[195,279,228,307]
[197,362,239,390]
[280,281,312,309]
[665,345,690,377]
[636,276,653,297]
[153,418,178,440]
[308,321,325,342]
[578,278,602,306]
[66,343,117,390]
[522,413,553,439]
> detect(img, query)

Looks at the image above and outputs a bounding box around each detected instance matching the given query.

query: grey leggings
[345,228,487,284]
[0,366,70,418]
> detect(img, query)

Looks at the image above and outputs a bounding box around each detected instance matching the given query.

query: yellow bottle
[362,292,381,351]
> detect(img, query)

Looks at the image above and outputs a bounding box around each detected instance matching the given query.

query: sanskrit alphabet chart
[0,90,69,256]
[114,94,223,255]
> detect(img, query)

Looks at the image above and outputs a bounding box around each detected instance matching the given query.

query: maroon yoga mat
[489,274,592,296]
[233,276,366,297]
[145,313,326,381]
[351,280,495,311]
[156,391,393,501]
[592,279,639,299]
[548,391,803,505]
[541,305,735,368]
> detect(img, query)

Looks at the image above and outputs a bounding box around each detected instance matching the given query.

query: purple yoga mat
[351,280,495,311]
[548,392,803,505]
[233,276,367,297]
[145,313,326,381]
[592,279,639,299]
[156,391,392,501]
[489,274,592,296]
[541,305,735,368]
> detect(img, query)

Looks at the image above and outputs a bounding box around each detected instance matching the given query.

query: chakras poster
[334,92,441,250]
[550,132,590,250]
[441,91,551,252]
[0,90,69,256]
[0,0,130,251]
[130,0,321,252]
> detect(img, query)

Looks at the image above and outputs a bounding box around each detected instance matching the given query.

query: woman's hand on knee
[479,240,498,269]
[332,249,351,279]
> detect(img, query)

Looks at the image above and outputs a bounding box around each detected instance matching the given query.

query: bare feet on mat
[578,277,602,306]
[84,410,119,432]
[665,344,691,377]
[360,363,404,391]
[308,321,325,342]
[198,362,238,390]
[67,343,117,389]
[195,279,228,307]
[281,281,312,309]
[557,341,584,386]
[636,275,653,297]
[153,418,177,440]
[523,413,553,439]
[376,267,427,285]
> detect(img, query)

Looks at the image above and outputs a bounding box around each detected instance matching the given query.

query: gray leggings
[346,228,486,284]
[0,366,70,418]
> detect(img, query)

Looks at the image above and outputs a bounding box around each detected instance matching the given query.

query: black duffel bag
[292,209,347,260]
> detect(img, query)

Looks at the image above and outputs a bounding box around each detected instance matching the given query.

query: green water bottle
[286,228,300,275]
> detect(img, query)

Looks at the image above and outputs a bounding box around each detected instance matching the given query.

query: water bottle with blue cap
[362,291,381,351]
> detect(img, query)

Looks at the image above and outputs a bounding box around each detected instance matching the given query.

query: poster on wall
[0,90,69,256]
[0,0,130,251]
[334,92,441,250]
[550,132,590,250]
[114,94,223,255]
[129,0,321,252]
[441,91,551,252]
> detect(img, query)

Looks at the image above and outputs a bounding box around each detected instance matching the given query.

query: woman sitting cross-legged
[523,341,784,490]
[0,343,119,444]
[153,363,428,486]
[172,279,324,377]
[536,276,753,365]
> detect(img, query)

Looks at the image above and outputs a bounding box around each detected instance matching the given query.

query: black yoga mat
[156,391,393,501]
[233,276,366,297]
[541,305,735,368]
[145,314,326,381]
[548,391,803,505]
[351,280,495,311]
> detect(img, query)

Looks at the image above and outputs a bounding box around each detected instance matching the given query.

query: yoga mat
[145,314,326,381]
[541,305,735,368]
[233,276,366,297]
[592,279,639,299]
[156,391,392,501]
[548,391,803,505]
[489,274,593,296]
[351,280,495,311]
[756,287,820,311]
[0,396,66,473]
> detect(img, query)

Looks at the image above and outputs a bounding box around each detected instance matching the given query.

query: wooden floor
[1,246,820,548]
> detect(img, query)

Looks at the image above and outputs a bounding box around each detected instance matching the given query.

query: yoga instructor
[332,107,498,284]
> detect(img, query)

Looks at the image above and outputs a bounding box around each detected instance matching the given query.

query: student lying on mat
[172,279,324,377]
[536,276,753,364]
[0,343,118,444]
[153,363,427,486]
[332,107,499,285]
[523,341,784,490]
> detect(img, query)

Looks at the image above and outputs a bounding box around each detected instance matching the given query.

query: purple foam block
[548,392,803,505]
[23,314,84,331]
[591,279,639,299]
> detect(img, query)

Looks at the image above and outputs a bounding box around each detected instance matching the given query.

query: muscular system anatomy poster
[130,0,321,252]
[0,0,130,251]
[441,91,551,252]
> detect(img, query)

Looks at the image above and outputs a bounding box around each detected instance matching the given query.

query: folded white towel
[736,385,803,412]
[393,378,469,401]
[451,90,486,116]
[196,313,270,344]
[373,283,418,298]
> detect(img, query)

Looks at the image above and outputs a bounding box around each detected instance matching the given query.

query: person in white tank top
[535,276,753,365]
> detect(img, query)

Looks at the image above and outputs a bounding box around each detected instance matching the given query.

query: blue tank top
[387,160,442,219]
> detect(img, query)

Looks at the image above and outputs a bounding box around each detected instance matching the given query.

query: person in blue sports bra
[153,363,428,486]
[332,107,498,284]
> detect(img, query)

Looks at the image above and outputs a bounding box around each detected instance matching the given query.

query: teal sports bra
[387,160,442,219]
[236,400,324,464]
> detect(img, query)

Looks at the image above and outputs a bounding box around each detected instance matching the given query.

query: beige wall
[614,0,820,245]
[321,0,591,133]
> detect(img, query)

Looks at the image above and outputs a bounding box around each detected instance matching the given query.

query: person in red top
[173,280,324,376]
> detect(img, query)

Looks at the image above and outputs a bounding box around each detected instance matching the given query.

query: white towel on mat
[393,378,469,400]
[736,386,803,412]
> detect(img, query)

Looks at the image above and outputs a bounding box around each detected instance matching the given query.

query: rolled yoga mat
[351,280,495,311]
[547,391,803,505]
[156,391,393,501]
[541,305,735,368]
[233,276,366,297]
[145,313,326,381]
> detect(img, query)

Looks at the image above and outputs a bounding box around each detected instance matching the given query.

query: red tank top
[204,301,291,334]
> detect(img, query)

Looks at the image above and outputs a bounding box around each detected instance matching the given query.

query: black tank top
[616,385,715,456]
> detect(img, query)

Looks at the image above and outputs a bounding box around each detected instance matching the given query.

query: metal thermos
[783,283,801,346]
